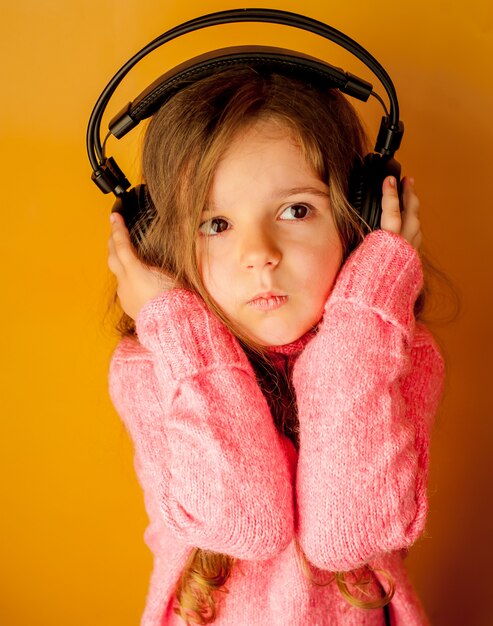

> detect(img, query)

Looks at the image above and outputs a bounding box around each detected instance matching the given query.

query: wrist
[135,288,246,380]
[327,229,423,330]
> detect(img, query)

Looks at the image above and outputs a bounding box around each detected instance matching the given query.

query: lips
[248,290,286,303]
[247,292,288,311]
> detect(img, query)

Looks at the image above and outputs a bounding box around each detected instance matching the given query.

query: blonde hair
[105,67,456,623]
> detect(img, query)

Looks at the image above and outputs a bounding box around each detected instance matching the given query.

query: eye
[279,204,312,220]
[198,217,230,236]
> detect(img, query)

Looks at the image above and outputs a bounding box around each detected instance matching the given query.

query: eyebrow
[203,186,330,213]
[281,186,330,198]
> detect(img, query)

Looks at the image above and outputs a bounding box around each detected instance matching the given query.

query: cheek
[325,242,343,277]
[198,255,213,293]
[198,251,230,299]
[197,246,213,294]
[299,239,343,293]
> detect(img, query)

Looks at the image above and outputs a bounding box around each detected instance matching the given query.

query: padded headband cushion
[109,45,373,139]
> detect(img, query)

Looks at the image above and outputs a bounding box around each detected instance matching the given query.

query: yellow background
[1,1,492,625]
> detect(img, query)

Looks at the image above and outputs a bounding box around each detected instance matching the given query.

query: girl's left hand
[380,175,422,251]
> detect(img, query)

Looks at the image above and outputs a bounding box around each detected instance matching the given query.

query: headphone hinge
[91,157,131,195]
[343,72,372,101]
[109,103,137,139]
[375,117,404,156]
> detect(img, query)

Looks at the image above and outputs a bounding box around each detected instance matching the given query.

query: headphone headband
[87,8,404,197]
[108,46,376,140]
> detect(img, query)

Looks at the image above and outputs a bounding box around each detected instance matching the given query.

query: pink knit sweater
[108,229,445,626]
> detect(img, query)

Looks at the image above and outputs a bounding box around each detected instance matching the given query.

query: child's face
[197,119,343,347]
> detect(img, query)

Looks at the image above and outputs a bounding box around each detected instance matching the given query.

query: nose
[240,228,282,270]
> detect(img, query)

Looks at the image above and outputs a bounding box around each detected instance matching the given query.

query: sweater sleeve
[292,229,446,572]
[108,289,294,560]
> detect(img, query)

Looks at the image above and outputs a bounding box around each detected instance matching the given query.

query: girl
[106,67,445,625]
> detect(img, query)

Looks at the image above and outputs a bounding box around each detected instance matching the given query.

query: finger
[380,176,402,234]
[109,212,137,268]
[401,177,420,216]
[107,234,124,276]
[401,215,421,248]
[400,177,421,245]
[414,231,423,250]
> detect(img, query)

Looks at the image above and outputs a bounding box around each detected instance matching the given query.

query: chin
[251,325,308,348]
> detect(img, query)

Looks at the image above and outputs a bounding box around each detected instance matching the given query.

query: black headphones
[87,8,404,244]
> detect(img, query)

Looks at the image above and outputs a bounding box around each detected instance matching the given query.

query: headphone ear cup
[348,155,367,227]
[348,154,402,232]
[111,184,157,249]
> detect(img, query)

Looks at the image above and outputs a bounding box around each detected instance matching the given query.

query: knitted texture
[108,229,445,625]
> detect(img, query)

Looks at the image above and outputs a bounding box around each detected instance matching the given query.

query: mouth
[247,292,288,311]
[248,290,286,302]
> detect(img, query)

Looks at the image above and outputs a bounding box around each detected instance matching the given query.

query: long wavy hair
[104,66,458,623]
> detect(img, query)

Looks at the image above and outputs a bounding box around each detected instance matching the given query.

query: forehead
[214,118,319,179]
[226,117,300,154]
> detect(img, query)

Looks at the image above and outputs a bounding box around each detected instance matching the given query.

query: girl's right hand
[107,212,175,322]
[380,176,422,251]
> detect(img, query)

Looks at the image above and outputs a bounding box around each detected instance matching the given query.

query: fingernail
[110,213,117,224]
[409,177,415,186]
[389,176,396,188]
